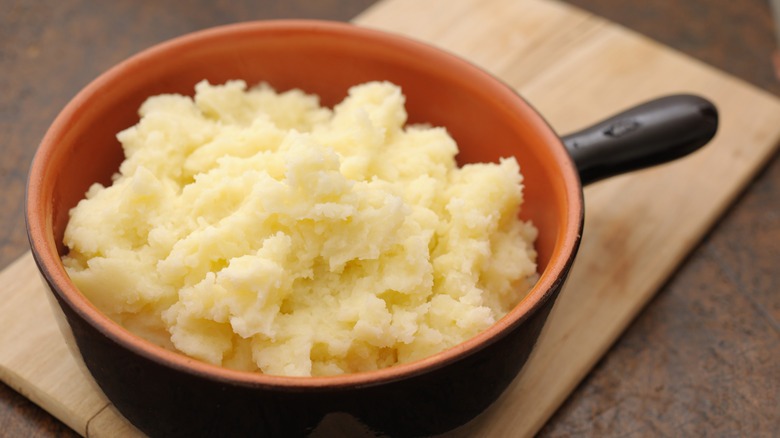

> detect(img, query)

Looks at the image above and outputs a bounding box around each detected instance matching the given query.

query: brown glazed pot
[25,20,717,437]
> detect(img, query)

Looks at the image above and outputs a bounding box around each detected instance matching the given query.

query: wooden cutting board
[2,0,779,436]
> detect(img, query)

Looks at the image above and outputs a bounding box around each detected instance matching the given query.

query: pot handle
[560,94,718,186]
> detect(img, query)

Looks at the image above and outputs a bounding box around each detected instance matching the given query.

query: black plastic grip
[561,94,718,186]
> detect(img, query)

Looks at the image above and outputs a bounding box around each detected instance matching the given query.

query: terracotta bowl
[26,20,717,437]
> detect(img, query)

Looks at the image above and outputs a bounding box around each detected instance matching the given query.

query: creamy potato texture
[62,80,538,377]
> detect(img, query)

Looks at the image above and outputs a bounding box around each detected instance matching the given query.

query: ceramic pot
[26,20,717,437]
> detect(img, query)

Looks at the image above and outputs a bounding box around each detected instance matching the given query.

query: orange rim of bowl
[26,20,584,390]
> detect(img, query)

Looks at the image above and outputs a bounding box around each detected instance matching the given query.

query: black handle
[561,94,718,186]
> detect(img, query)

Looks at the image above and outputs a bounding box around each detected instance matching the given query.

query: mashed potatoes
[62,80,538,377]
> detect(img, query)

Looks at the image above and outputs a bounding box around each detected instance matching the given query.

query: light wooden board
[2,0,780,436]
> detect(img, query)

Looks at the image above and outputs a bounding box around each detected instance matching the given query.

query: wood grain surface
[1,0,779,437]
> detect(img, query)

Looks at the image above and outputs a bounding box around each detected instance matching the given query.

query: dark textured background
[2,0,778,436]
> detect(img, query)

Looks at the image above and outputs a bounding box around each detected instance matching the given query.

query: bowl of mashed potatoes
[26,20,717,437]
